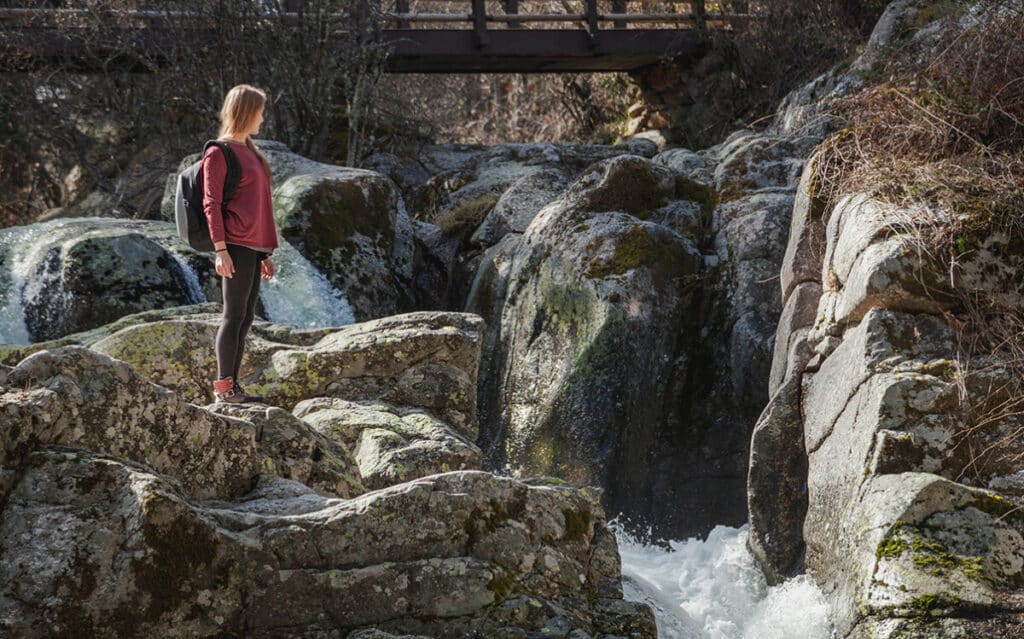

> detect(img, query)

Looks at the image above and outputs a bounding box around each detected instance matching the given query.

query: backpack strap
[203,140,242,212]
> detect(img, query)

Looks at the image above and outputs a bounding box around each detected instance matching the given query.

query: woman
[202,84,278,403]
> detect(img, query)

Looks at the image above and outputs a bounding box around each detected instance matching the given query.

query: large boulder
[0,450,655,638]
[271,164,414,321]
[0,218,215,343]
[471,154,710,535]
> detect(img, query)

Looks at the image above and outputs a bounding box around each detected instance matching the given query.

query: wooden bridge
[0,2,751,74]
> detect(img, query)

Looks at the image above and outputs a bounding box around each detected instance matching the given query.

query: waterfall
[0,218,356,346]
[257,240,356,328]
[613,523,834,639]
[0,223,51,345]
[168,251,207,305]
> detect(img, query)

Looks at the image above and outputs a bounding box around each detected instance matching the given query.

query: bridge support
[627,58,698,142]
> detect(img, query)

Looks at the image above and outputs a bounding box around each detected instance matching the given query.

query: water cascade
[614,524,833,639]
[0,222,51,345]
[0,218,356,345]
[257,240,356,328]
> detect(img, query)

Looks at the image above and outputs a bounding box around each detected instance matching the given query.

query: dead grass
[812,0,1024,480]
[434,191,502,242]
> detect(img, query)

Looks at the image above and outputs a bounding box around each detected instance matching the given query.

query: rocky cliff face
[445,113,817,540]
[746,1,1024,636]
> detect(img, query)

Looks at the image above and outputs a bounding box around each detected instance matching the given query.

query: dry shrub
[812,0,1024,480]
[693,0,885,144]
[0,0,390,225]
[378,72,635,146]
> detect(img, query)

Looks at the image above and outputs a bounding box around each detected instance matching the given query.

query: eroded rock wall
[747,4,1024,632]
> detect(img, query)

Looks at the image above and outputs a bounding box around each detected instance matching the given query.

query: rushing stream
[257,239,355,328]
[0,218,355,345]
[614,524,834,639]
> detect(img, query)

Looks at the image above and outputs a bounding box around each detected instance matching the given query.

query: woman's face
[249,106,265,136]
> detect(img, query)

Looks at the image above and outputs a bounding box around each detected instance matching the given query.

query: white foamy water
[0,223,56,345]
[614,523,834,639]
[258,240,356,328]
[168,252,207,305]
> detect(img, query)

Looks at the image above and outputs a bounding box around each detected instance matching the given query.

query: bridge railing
[384,1,754,31]
[0,2,752,31]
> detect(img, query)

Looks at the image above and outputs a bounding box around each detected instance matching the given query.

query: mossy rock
[273,167,412,321]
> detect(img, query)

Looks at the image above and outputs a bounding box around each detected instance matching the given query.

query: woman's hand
[261,257,275,281]
[216,250,235,279]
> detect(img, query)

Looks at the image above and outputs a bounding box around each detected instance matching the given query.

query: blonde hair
[218,84,272,177]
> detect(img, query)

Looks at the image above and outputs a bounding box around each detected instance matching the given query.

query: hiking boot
[213,376,246,403]
[233,381,264,404]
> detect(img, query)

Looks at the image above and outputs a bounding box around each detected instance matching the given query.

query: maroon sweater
[202,141,279,252]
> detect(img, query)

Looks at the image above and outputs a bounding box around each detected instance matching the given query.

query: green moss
[915,359,957,380]
[585,225,677,279]
[261,456,277,473]
[488,570,517,601]
[674,175,718,221]
[717,179,757,204]
[537,268,595,337]
[878,520,988,581]
[276,175,393,271]
[834,45,864,74]
[968,493,1024,523]
[902,593,961,617]
[877,523,910,559]
[562,508,593,543]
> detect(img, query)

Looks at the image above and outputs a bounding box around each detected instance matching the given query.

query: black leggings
[216,244,264,380]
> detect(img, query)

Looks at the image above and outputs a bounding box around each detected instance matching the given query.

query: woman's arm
[201,146,228,247]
